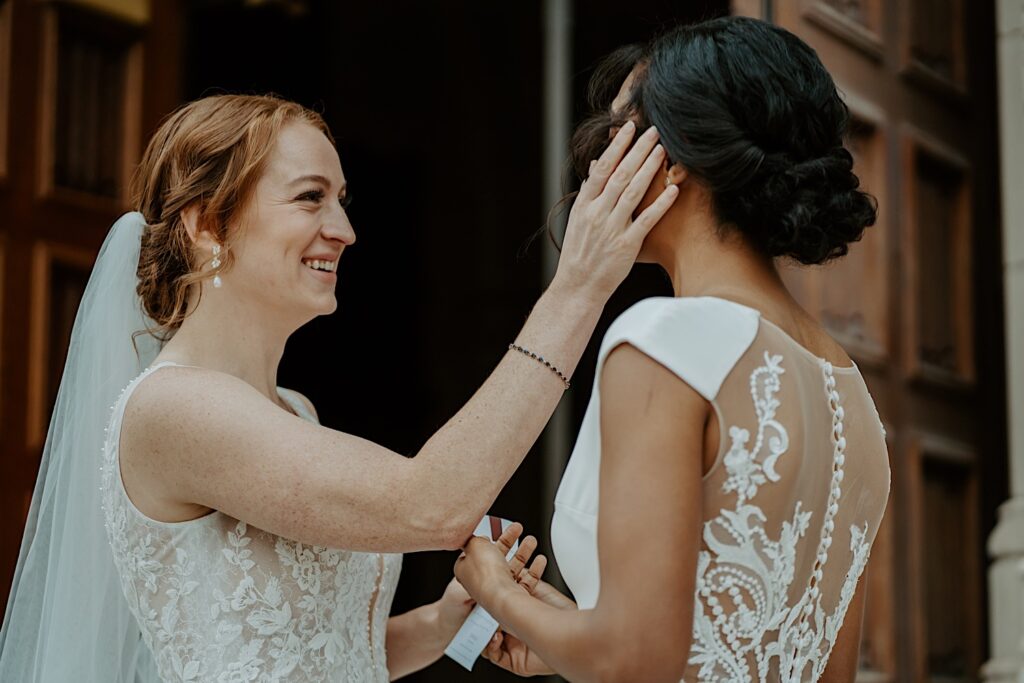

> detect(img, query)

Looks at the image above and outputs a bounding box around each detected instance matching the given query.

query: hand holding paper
[444,516,542,671]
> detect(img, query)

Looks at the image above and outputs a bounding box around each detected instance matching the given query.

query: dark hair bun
[571,16,878,265]
[732,147,877,265]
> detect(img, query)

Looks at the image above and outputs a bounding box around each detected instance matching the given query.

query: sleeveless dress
[551,297,890,682]
[99,361,403,683]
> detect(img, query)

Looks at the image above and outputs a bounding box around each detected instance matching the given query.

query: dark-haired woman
[455,16,889,682]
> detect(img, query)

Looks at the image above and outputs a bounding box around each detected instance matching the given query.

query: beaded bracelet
[509,343,571,389]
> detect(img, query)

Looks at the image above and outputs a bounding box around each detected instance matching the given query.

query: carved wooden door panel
[766,1,1002,681]
[0,0,182,610]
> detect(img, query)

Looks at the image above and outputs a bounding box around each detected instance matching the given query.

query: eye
[339,194,353,209]
[296,189,325,203]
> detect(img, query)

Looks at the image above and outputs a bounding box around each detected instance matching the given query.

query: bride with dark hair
[456,16,888,683]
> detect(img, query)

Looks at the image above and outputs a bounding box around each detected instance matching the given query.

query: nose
[322,201,356,246]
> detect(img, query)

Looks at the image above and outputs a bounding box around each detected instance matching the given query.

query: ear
[665,162,688,187]
[180,203,219,250]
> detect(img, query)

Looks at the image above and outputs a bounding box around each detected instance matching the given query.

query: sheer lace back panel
[551,297,890,682]
[99,362,402,683]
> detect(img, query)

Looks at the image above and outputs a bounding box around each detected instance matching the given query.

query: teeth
[304,258,335,273]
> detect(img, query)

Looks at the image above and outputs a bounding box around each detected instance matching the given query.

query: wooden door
[744,1,1005,681]
[0,0,183,610]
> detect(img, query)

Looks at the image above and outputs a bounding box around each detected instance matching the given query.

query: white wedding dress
[551,297,890,682]
[100,361,402,683]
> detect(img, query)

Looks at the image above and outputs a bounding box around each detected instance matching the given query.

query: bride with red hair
[0,93,675,681]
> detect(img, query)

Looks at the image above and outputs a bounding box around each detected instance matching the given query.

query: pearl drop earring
[212,244,223,288]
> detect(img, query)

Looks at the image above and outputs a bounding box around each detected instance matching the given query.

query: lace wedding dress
[100,361,402,683]
[551,297,890,682]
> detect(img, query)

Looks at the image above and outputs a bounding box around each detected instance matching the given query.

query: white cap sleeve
[596,296,761,401]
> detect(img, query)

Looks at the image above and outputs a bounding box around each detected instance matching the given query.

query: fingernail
[654,144,664,155]
[622,121,636,132]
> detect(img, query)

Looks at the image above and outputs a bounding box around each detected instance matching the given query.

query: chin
[318,296,338,316]
[296,295,337,321]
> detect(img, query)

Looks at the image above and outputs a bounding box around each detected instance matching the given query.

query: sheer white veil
[0,212,161,681]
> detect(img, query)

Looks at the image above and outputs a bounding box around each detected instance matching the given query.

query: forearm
[385,603,447,680]
[486,588,688,683]
[410,277,604,546]
[488,588,611,683]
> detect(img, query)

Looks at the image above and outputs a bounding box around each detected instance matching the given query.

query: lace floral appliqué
[99,366,401,683]
[688,353,872,682]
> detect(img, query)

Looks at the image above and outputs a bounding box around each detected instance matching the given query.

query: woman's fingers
[483,631,511,669]
[483,630,504,659]
[507,535,538,577]
[577,121,638,203]
[517,554,547,593]
[608,143,666,226]
[554,123,666,298]
[492,522,523,559]
[527,554,547,580]
[626,183,680,243]
[590,126,661,215]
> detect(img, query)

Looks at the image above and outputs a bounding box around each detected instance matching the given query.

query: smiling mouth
[301,258,337,273]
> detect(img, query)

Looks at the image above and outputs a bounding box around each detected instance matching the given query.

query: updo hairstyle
[570,16,877,265]
[131,94,332,339]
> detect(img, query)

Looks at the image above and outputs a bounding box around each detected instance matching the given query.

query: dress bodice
[551,297,890,682]
[100,362,402,683]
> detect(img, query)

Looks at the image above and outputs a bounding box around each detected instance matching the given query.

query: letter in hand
[555,120,680,300]
[445,521,544,672]
[458,524,577,677]
[436,527,562,648]
[455,524,530,607]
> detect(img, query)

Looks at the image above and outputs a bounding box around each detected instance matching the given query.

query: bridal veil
[0,212,161,681]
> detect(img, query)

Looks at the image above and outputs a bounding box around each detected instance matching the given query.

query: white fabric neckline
[687,296,860,372]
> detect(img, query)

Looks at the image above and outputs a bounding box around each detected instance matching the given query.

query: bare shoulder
[122,364,313,462]
[113,364,432,550]
[123,364,267,441]
[118,365,278,521]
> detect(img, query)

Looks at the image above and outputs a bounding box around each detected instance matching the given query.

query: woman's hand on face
[555,121,679,300]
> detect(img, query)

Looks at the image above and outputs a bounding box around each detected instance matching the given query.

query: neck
[652,209,790,306]
[157,286,298,403]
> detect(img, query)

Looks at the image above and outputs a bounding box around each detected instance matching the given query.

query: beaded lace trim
[689,354,872,682]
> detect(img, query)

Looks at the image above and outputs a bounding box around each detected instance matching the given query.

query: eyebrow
[288,174,347,194]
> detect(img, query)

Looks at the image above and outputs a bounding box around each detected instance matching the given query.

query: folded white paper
[443,515,518,671]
